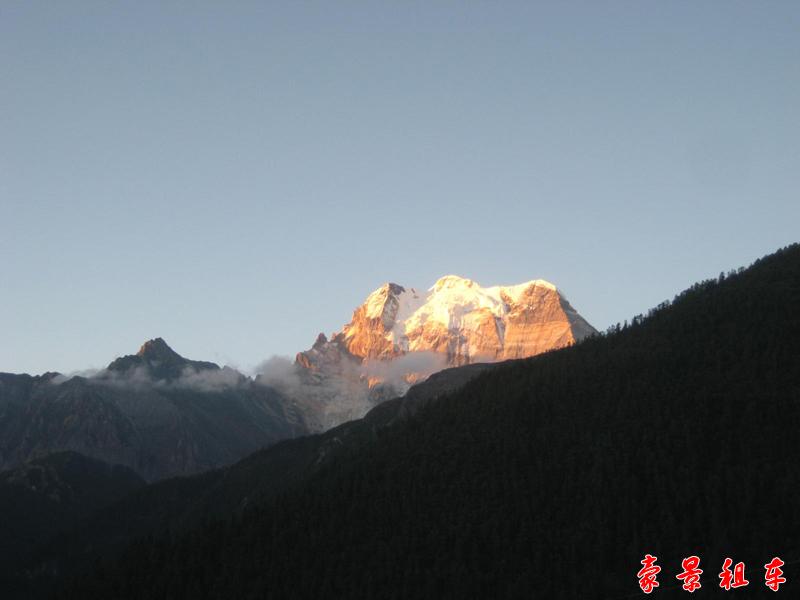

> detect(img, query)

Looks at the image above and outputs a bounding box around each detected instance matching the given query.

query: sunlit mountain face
[284,275,596,430]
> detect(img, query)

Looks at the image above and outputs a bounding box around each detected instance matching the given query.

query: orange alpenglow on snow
[297,275,596,378]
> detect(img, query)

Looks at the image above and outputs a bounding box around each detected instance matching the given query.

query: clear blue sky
[2,2,798,375]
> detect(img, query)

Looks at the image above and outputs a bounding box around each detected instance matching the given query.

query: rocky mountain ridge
[105,337,220,381]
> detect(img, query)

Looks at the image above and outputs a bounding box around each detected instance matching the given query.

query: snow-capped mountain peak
[289,275,596,430]
[300,275,595,372]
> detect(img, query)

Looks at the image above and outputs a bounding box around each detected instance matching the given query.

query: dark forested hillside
[17,360,492,590]
[0,452,144,597]
[60,244,800,598]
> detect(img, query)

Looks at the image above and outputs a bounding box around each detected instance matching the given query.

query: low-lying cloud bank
[48,350,450,402]
[50,364,248,392]
[360,351,447,385]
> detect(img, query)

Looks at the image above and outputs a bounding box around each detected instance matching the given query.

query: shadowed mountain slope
[0,452,144,597]
[0,340,307,481]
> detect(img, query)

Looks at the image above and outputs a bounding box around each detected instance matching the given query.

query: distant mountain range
[0,275,594,480]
